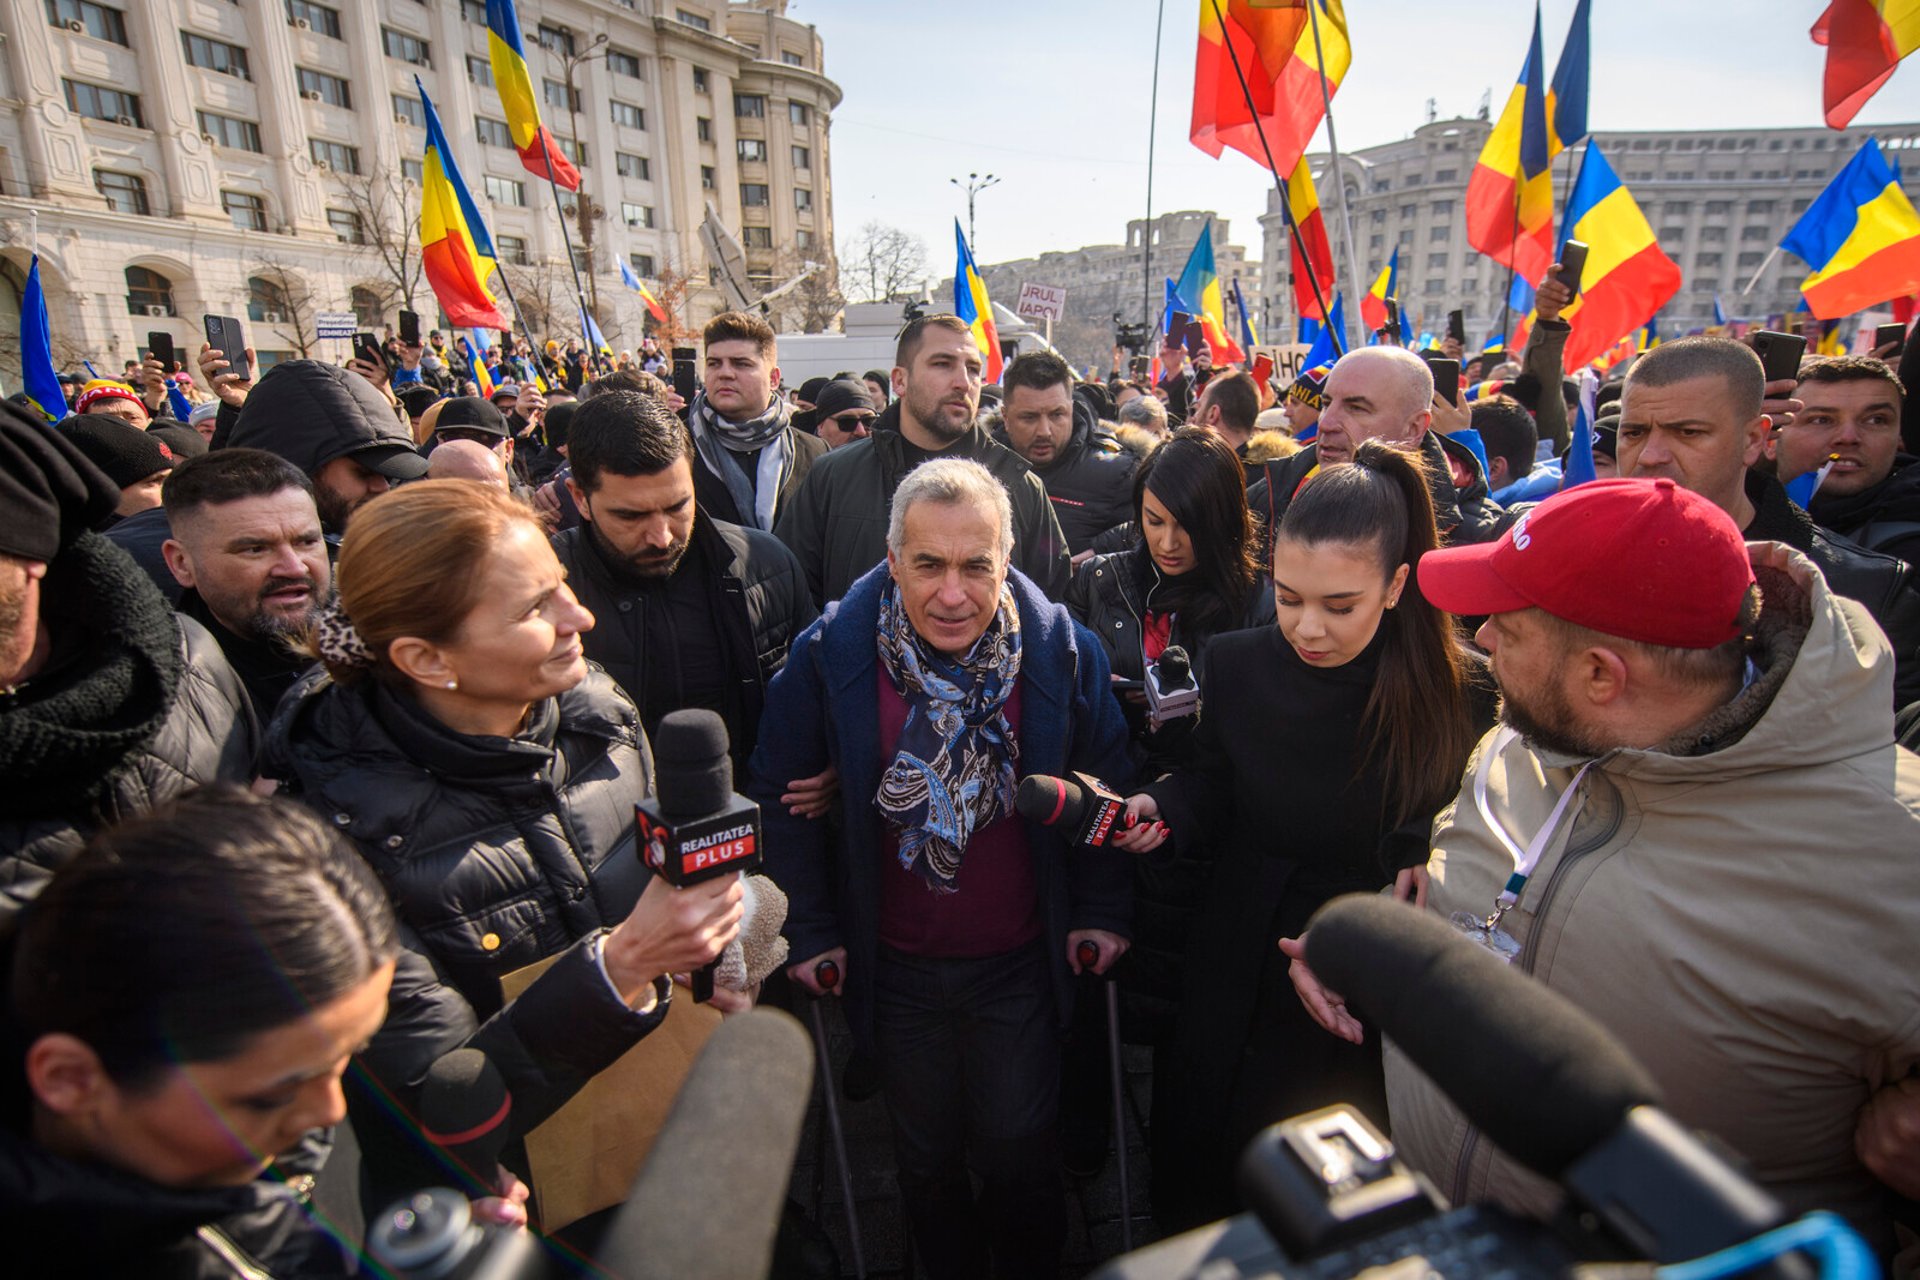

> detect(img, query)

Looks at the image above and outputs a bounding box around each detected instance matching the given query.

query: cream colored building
[0,0,838,384]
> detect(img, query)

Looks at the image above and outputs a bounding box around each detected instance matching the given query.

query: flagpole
[1304,0,1360,347]
[1740,246,1782,297]
[1499,185,1521,341]
[536,133,596,362]
[1206,0,1343,356]
[1143,0,1166,331]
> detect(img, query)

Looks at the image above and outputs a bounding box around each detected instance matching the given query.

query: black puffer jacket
[1744,470,1920,709]
[1809,454,1920,569]
[259,668,669,1194]
[1246,430,1504,556]
[997,397,1137,554]
[0,534,257,924]
[772,402,1071,607]
[552,510,816,767]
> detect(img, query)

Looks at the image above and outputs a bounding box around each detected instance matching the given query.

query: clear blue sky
[796,0,1920,272]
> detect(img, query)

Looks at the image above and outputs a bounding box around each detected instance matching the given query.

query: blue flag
[1712,294,1728,327]
[166,380,193,421]
[1297,315,1323,345]
[618,257,643,292]
[1563,369,1599,489]
[19,256,65,421]
[1301,293,1347,372]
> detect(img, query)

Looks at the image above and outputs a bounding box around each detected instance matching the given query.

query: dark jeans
[874,938,1065,1280]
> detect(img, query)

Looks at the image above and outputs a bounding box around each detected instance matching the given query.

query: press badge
[1451,909,1522,963]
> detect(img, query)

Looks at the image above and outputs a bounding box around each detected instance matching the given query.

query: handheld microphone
[1014,772,1133,849]
[1304,895,1796,1267]
[636,709,762,1002]
[416,1048,512,1198]
[602,1008,815,1280]
[1144,645,1198,720]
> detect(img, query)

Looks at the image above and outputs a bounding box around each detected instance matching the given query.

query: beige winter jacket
[1386,543,1920,1254]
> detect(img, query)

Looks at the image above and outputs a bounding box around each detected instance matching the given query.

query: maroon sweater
[876,672,1040,958]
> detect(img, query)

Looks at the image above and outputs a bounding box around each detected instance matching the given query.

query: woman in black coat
[1117,441,1489,1231]
[260,481,746,1202]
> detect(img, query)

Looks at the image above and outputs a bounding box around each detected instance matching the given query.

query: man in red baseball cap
[1286,476,1920,1253]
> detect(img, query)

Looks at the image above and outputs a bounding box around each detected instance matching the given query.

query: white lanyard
[1471,726,1596,929]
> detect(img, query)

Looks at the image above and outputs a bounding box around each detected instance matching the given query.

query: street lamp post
[949,171,1001,257]
[560,32,610,320]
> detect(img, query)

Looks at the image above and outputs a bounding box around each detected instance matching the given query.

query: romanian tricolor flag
[1175,220,1245,364]
[18,256,66,422]
[1545,0,1591,156]
[1360,247,1398,336]
[953,220,1003,382]
[620,257,670,324]
[1780,138,1920,320]
[1231,276,1260,351]
[1285,158,1336,321]
[1549,144,1681,373]
[1466,4,1555,283]
[1812,1,1920,129]
[462,334,497,400]
[1192,0,1350,177]
[417,80,509,331]
[486,0,580,191]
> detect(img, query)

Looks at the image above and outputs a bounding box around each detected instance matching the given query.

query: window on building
[1428,225,1449,242]
[692,67,710,93]
[737,138,766,162]
[1424,279,1447,295]
[285,0,340,37]
[1747,199,1776,214]
[616,152,650,180]
[182,32,249,79]
[475,116,512,147]
[791,144,810,170]
[392,93,424,127]
[742,226,772,248]
[734,93,765,118]
[1696,252,1723,268]
[794,187,812,212]
[1666,200,1692,215]
[327,208,365,243]
[611,101,645,129]
[401,158,423,183]
[782,50,804,66]
[788,102,810,126]
[308,138,360,173]
[796,229,813,249]
[383,28,430,66]
[1371,209,1386,226]
[484,175,524,206]
[48,0,128,45]
[701,165,715,189]
[1790,198,1812,214]
[622,202,655,228]
[467,55,493,88]
[1659,226,1686,244]
[247,275,291,323]
[555,137,587,167]
[1368,234,1384,250]
[1398,203,1416,219]
[1705,200,1733,215]
[696,116,712,143]
[1741,225,1771,241]
[1427,253,1448,270]
[630,252,655,277]
[1701,226,1726,242]
[198,111,262,152]
[1695,276,1720,292]
[222,190,266,232]
[1433,168,1457,183]
[65,79,142,126]
[740,183,769,207]
[124,265,172,312]
[607,50,642,78]
[498,234,528,265]
[459,0,484,22]
[675,8,710,31]
[351,286,384,327]
[535,23,573,56]
[296,67,350,108]
[570,247,591,275]
[543,79,579,113]
[1738,252,1766,269]
[1430,199,1454,216]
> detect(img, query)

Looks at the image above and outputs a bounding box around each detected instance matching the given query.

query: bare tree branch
[336,170,424,315]
[248,257,319,357]
[838,221,928,304]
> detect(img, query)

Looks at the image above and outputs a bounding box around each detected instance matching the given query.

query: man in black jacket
[553,389,818,772]
[686,310,826,533]
[774,314,1071,606]
[1246,347,1504,552]
[1779,355,1920,568]
[1619,337,1920,708]
[995,351,1135,554]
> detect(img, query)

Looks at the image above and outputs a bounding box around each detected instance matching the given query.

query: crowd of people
[2,257,1919,1278]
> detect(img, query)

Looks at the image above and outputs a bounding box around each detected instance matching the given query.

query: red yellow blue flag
[1780,137,1920,320]
[417,79,509,331]
[486,0,580,192]
[953,220,1003,382]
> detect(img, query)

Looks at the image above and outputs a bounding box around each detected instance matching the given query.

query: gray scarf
[687,392,794,532]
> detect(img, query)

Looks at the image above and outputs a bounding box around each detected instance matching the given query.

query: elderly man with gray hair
[749,457,1133,1280]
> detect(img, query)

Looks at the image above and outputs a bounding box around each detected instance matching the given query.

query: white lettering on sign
[1015,282,1068,322]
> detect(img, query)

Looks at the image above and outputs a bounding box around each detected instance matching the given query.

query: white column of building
[242,1,321,235]
[0,0,93,200]
[125,0,201,218]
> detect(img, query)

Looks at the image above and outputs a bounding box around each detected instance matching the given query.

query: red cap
[1418,478,1755,649]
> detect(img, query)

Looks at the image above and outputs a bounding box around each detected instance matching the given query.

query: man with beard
[226,359,427,540]
[686,310,825,533]
[159,449,330,722]
[552,389,817,774]
[1283,478,1920,1258]
[775,314,1070,607]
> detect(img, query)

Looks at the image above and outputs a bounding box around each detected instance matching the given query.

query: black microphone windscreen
[654,708,732,815]
[1015,773,1089,831]
[1157,645,1191,682]
[417,1048,511,1190]
[1305,894,1661,1178]
[602,1007,815,1280]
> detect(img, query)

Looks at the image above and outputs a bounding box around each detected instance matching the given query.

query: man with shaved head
[426,438,511,490]
[1247,346,1502,550]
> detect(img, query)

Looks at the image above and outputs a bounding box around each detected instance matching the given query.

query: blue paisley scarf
[874,578,1022,892]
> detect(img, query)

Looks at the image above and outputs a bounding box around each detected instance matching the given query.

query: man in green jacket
[774,314,1069,607]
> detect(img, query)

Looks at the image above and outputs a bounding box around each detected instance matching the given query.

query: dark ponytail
[10,786,400,1090]
[1278,440,1473,825]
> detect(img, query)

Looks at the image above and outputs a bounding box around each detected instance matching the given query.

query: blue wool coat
[747,563,1134,1051]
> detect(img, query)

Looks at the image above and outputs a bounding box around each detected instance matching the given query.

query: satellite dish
[700,202,755,312]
